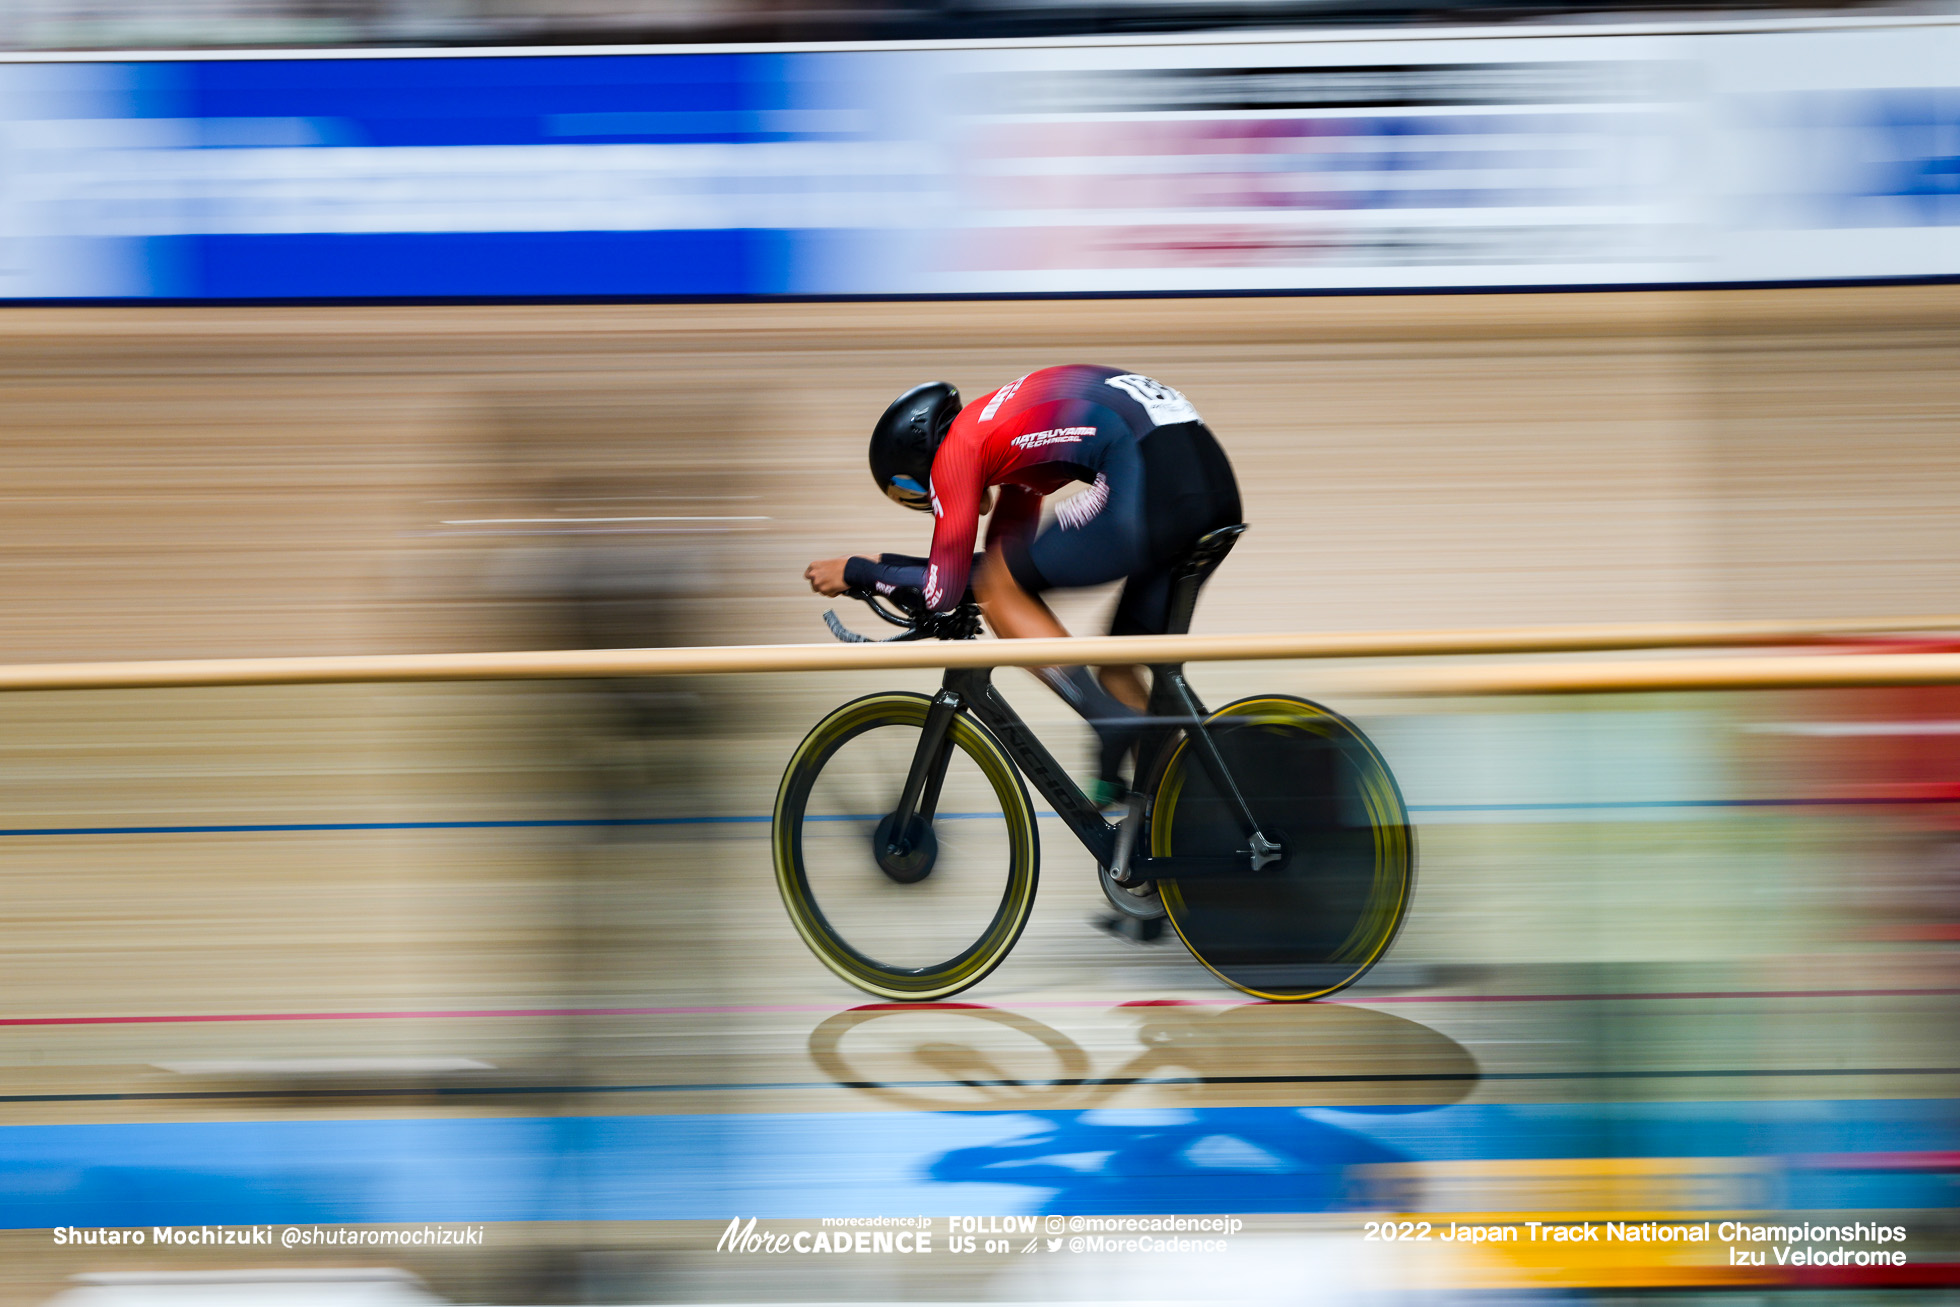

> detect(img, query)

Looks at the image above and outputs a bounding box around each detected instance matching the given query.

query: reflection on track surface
[3,1094,1958,1226]
[807,1002,1480,1110]
[1,1003,1957,1229]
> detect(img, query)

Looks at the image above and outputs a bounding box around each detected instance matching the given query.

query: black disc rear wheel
[1147,696,1414,1000]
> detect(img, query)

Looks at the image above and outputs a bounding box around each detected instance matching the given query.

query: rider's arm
[916,443,986,612]
[842,551,985,600]
[842,553,920,596]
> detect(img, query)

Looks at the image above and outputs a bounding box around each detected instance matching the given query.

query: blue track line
[0,813,1028,838]
[0,796,1938,840]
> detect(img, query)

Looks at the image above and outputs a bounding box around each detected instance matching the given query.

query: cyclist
[804,366,1243,805]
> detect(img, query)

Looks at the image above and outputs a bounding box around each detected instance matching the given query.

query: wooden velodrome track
[1,287,1957,1300]
[6,285,1960,663]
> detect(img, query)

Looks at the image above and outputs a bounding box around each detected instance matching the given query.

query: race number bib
[1104,374,1200,427]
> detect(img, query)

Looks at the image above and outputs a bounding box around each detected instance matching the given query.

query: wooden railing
[3,614,1959,696]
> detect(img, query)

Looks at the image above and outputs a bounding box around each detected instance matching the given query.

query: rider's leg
[973,545,1066,641]
[1106,568,1174,711]
[975,546,1144,791]
[1098,666,1148,713]
[975,545,1140,724]
[969,551,1146,710]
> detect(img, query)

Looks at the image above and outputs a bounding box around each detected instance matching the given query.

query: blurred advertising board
[0,17,1955,299]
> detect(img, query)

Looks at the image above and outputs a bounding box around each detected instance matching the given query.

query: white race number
[1104,373,1200,427]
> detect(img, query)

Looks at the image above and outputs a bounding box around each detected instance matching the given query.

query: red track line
[2,986,1956,1028]
[1354,986,1960,1005]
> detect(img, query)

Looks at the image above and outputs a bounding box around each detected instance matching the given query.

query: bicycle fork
[882,686,962,861]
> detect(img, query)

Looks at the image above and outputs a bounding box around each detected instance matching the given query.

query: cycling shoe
[1095,913,1167,944]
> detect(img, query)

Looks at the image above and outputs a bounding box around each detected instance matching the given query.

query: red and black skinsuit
[842,365,1242,635]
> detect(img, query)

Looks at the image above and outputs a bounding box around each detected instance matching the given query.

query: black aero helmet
[869,381,961,511]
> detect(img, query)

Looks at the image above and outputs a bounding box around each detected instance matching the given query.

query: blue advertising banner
[1,52,929,297]
[1,18,1956,299]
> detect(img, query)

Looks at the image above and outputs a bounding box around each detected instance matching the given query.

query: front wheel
[1146,695,1414,1001]
[774,692,1040,1000]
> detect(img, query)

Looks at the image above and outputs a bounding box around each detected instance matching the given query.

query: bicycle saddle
[1178,524,1247,580]
[1164,524,1246,636]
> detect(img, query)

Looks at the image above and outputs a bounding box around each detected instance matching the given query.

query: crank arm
[1132,852,1284,880]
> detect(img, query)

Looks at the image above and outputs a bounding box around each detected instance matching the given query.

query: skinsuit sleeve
[840,434,985,611]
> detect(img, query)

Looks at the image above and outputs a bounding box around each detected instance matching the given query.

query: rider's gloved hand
[804,557,854,596]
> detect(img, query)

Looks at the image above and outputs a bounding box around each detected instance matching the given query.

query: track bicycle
[772,526,1415,1002]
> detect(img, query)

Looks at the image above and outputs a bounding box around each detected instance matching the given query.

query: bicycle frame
[883,663,1280,881]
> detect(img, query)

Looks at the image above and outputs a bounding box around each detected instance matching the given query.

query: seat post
[1142,523,1249,794]
[1162,524,1247,637]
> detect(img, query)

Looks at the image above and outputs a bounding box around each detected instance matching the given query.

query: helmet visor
[884,474,932,511]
